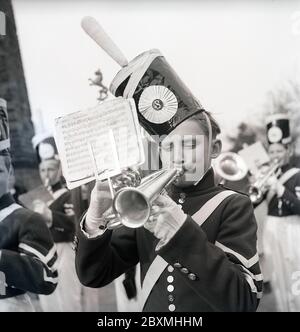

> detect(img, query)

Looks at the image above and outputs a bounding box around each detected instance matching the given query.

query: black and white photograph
[1,0,300,319]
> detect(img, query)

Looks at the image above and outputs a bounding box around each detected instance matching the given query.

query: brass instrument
[248,159,280,204]
[214,152,249,182]
[106,168,183,229]
[44,177,53,195]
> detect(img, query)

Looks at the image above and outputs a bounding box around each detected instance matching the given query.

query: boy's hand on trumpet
[144,194,187,250]
[112,168,141,191]
[85,181,114,234]
[32,200,53,228]
[267,176,285,198]
[85,169,141,235]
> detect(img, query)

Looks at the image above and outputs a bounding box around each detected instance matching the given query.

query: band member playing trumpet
[31,134,82,311]
[74,46,262,312]
[32,134,76,240]
[260,113,300,311]
[0,99,58,311]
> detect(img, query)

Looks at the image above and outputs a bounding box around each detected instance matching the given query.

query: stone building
[0,0,40,192]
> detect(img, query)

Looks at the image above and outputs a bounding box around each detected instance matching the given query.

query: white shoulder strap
[192,190,236,226]
[140,190,236,310]
[0,203,22,223]
[51,188,68,200]
[140,256,169,310]
[279,168,300,185]
[267,168,300,203]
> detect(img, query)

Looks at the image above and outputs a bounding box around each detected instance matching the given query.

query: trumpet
[248,159,280,204]
[44,177,53,195]
[106,168,183,230]
[213,152,249,183]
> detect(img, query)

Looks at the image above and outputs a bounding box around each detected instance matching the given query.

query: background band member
[74,50,262,312]
[32,135,76,240]
[0,99,58,311]
[31,134,82,312]
[261,113,300,311]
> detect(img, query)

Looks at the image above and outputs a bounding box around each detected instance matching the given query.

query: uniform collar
[0,193,15,210]
[50,182,62,193]
[171,167,216,196]
[280,163,291,175]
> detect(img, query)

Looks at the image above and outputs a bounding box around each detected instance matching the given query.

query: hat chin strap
[193,111,212,187]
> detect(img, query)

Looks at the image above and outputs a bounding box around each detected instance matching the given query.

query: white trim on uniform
[51,188,68,201]
[238,264,263,282]
[140,256,169,310]
[18,243,58,285]
[0,203,22,223]
[266,113,290,123]
[18,243,57,271]
[43,270,58,284]
[215,241,259,269]
[267,168,300,203]
[243,274,263,299]
[140,190,237,310]
[192,191,236,227]
[45,245,57,264]
[238,264,263,299]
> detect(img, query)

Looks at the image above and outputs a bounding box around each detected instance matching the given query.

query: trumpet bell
[247,159,280,204]
[214,152,248,182]
[113,188,150,228]
[108,168,181,229]
[248,186,264,204]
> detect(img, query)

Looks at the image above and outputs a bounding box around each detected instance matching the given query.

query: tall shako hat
[32,133,59,163]
[110,49,204,136]
[0,98,10,153]
[81,17,206,138]
[266,113,291,145]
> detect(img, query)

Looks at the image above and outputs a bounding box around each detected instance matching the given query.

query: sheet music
[54,98,144,189]
[18,185,53,210]
[238,142,270,175]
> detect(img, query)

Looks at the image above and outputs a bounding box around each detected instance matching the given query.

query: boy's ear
[211,139,222,159]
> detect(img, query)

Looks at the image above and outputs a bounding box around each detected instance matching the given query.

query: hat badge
[268,126,283,144]
[38,142,55,160]
[138,85,178,124]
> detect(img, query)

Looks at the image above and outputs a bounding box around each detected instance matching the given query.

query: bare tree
[227,77,300,166]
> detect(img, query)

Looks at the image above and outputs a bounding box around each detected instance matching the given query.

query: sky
[12,0,300,148]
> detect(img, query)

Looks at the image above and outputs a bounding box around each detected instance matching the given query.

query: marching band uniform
[32,135,76,244]
[0,194,58,311]
[32,134,82,312]
[263,114,300,311]
[47,181,76,243]
[0,99,58,312]
[76,169,262,312]
[75,50,262,311]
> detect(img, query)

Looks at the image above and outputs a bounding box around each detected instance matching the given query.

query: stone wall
[0,0,40,191]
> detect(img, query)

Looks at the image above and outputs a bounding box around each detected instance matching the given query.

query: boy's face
[0,155,10,198]
[39,159,61,187]
[268,143,291,168]
[159,118,221,187]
